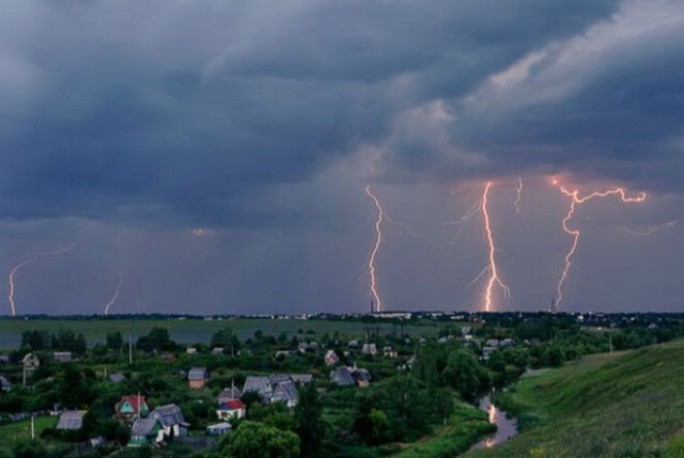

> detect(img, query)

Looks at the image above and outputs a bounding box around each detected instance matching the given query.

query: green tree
[136,327,176,352]
[367,409,393,445]
[295,383,325,456]
[106,331,123,352]
[442,349,489,399]
[222,421,300,458]
[12,440,47,458]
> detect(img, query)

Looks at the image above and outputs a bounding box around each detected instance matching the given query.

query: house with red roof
[216,399,246,421]
[115,395,150,421]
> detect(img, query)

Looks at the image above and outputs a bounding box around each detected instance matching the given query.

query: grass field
[0,318,445,349]
[465,339,684,457]
[0,416,57,448]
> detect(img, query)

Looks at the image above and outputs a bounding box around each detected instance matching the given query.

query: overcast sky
[1,0,683,315]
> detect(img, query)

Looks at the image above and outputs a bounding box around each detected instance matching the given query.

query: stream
[468,394,518,451]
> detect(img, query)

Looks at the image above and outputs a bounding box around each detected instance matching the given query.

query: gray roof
[243,376,272,395]
[188,367,209,381]
[290,374,313,384]
[151,404,187,427]
[218,387,242,402]
[0,376,11,389]
[131,418,161,437]
[109,373,126,383]
[269,374,293,385]
[56,410,86,430]
[331,367,355,386]
[272,380,298,404]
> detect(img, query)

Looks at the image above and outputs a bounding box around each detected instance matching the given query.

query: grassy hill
[466,338,684,458]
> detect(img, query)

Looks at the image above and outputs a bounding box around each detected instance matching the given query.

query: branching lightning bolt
[481,182,510,312]
[7,243,77,316]
[365,185,385,313]
[554,181,646,307]
[103,272,124,316]
[447,183,510,311]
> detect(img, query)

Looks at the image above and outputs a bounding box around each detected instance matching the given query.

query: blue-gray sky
[1,0,683,315]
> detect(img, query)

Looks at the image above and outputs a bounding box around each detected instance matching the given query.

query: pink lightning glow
[447,183,510,311]
[365,185,385,313]
[554,180,646,307]
[7,243,76,316]
[103,272,124,316]
[481,182,510,312]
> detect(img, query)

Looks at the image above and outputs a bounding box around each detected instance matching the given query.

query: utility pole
[128,322,133,365]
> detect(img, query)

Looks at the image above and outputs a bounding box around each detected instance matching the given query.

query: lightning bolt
[554,181,646,307]
[7,243,77,316]
[447,183,510,311]
[621,220,680,236]
[481,182,510,312]
[365,185,385,313]
[103,272,124,316]
[514,177,524,215]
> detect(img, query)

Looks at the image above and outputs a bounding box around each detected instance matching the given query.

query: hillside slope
[466,338,684,457]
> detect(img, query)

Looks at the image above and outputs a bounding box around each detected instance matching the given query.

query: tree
[222,421,300,458]
[441,349,489,400]
[106,331,124,352]
[12,440,47,458]
[136,327,176,352]
[295,383,325,456]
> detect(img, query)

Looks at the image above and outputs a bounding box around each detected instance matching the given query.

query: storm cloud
[1,0,683,314]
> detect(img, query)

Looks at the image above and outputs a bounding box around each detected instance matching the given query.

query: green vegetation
[467,338,684,457]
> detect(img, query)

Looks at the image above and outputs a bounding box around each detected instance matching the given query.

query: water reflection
[470,394,518,451]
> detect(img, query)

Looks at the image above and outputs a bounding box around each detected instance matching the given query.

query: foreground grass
[466,339,684,457]
[396,401,494,458]
[0,416,57,448]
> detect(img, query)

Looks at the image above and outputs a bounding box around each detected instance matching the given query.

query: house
[218,387,242,404]
[331,366,372,387]
[188,367,209,389]
[330,367,355,386]
[0,375,12,392]
[150,404,189,439]
[160,352,176,363]
[129,418,164,447]
[109,373,126,384]
[361,343,377,356]
[275,350,292,359]
[383,346,398,358]
[22,353,40,373]
[324,350,339,367]
[298,342,319,354]
[115,395,150,421]
[289,374,313,385]
[272,381,299,408]
[211,347,224,355]
[243,376,273,400]
[53,352,72,363]
[347,340,359,348]
[56,410,87,430]
[216,399,247,421]
[206,422,232,436]
[0,355,10,364]
[186,347,197,355]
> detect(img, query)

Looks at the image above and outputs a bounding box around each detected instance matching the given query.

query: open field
[0,416,57,448]
[0,317,446,349]
[466,339,684,457]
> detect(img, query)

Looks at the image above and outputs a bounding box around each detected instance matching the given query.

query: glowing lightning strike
[514,177,524,214]
[7,243,77,316]
[103,272,124,316]
[621,220,680,237]
[365,185,385,313]
[447,183,510,311]
[481,182,511,312]
[554,181,646,307]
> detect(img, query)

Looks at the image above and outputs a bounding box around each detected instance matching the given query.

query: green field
[0,416,57,448]
[0,318,445,349]
[466,339,684,457]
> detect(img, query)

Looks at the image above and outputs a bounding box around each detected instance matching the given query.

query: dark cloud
[1,1,683,315]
